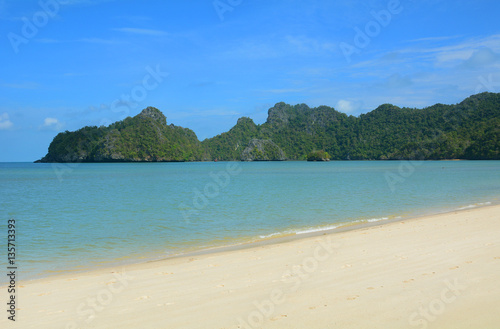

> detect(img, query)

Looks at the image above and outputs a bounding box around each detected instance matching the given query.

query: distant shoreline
[34,158,478,163]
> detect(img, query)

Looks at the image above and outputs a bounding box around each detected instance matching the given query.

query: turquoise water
[1,161,499,281]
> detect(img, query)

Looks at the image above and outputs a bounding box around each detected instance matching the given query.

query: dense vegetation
[38,107,205,162]
[307,151,331,161]
[37,93,500,162]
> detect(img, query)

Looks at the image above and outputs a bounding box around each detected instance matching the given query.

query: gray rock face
[267,102,290,126]
[241,139,286,161]
[138,107,167,125]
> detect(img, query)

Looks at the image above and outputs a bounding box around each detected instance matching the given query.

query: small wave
[295,225,340,235]
[258,215,394,239]
[456,202,491,211]
[259,232,283,239]
[366,217,389,223]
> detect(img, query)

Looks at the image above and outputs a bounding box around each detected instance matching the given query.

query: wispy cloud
[61,0,115,6]
[459,48,500,69]
[174,108,241,119]
[262,88,308,94]
[36,38,62,44]
[113,27,169,36]
[378,73,414,89]
[407,35,464,43]
[218,40,282,60]
[0,112,13,130]
[351,34,500,72]
[400,34,500,66]
[0,82,39,89]
[285,35,336,54]
[78,37,123,45]
[35,37,122,45]
[113,15,152,23]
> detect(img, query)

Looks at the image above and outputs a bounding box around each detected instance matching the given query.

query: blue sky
[1,0,499,161]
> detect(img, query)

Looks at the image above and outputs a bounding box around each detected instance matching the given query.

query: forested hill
[37,92,500,162]
[37,107,206,162]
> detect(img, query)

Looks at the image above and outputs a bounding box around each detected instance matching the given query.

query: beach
[2,204,500,328]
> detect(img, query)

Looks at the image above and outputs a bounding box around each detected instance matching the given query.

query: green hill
[36,93,500,162]
[37,107,205,162]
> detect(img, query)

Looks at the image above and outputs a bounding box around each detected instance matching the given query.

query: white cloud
[336,100,361,113]
[42,117,64,131]
[0,112,13,130]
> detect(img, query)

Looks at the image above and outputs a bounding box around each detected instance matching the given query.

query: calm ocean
[1,161,499,281]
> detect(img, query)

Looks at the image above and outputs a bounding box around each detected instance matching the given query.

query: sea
[1,160,499,281]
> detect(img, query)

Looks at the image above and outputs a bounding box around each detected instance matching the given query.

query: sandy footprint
[403,279,415,283]
[341,264,352,269]
[347,295,359,300]
[449,266,459,270]
[135,296,150,300]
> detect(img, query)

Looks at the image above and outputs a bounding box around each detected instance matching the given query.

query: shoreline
[5,201,498,283]
[13,200,499,284]
[2,203,499,328]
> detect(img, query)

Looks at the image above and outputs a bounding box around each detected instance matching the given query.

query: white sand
[1,205,500,328]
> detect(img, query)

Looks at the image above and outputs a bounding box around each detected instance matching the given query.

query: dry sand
[2,205,500,328]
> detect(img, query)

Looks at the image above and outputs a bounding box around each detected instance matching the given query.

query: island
[36,92,500,162]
